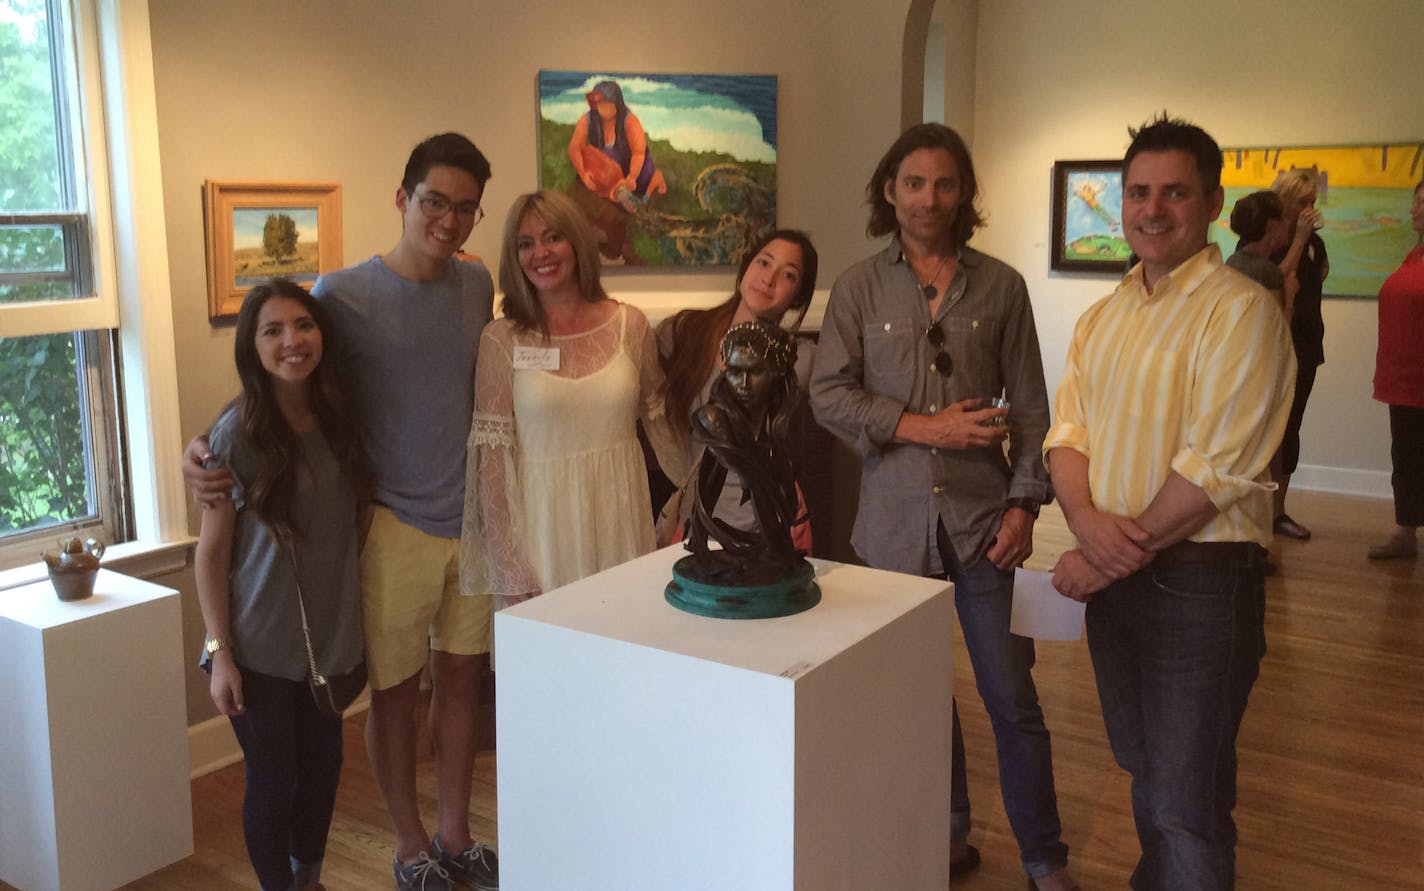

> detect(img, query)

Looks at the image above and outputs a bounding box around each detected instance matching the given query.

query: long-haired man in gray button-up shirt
[810,123,1077,891]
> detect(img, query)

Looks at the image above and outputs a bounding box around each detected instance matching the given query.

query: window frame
[0,0,186,577]
[1,0,118,336]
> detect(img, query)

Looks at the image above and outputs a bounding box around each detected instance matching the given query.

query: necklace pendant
[922,283,938,300]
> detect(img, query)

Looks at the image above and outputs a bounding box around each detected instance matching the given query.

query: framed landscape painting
[537,70,777,267]
[203,181,342,321]
[1050,160,1131,273]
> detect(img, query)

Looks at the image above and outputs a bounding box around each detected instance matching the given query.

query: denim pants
[1086,542,1265,891]
[941,524,1068,878]
[228,666,345,891]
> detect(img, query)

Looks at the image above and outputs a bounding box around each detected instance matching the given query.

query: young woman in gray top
[195,279,365,891]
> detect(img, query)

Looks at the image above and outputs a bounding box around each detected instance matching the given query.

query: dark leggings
[1390,404,1424,527]
[228,665,345,891]
[1277,362,1318,476]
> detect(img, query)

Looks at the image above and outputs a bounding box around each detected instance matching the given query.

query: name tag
[513,345,560,370]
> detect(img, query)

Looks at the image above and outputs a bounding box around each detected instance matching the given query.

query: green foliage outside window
[1,0,93,535]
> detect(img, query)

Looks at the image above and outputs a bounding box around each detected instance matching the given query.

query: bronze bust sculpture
[666,320,820,618]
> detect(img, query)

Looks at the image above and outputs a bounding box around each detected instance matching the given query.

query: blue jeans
[1086,541,1265,891]
[228,666,345,891]
[941,524,1068,879]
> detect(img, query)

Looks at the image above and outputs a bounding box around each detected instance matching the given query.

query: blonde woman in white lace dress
[461,190,685,605]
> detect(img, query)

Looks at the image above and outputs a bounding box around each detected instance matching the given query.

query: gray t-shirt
[205,406,363,681]
[313,256,494,537]
[1226,249,1284,294]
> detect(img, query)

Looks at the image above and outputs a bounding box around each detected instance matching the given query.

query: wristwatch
[1004,497,1041,518]
[205,637,231,657]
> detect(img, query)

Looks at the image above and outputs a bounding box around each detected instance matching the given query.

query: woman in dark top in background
[1269,167,1328,542]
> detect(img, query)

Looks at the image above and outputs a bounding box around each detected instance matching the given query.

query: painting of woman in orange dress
[539,70,778,267]
[568,80,668,210]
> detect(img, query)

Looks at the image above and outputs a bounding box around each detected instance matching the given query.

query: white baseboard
[1291,464,1391,500]
[187,692,372,779]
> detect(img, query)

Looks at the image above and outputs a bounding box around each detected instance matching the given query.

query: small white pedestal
[0,570,193,891]
[496,546,953,891]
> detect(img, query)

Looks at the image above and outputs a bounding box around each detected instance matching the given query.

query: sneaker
[1273,514,1312,541]
[432,835,499,891]
[393,851,452,891]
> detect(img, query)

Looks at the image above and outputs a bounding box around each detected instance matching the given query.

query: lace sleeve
[630,307,691,485]
[460,323,542,598]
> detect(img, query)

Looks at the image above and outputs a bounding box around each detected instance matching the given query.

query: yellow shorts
[360,505,493,690]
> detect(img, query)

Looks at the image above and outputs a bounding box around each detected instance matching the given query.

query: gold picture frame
[203,180,342,322]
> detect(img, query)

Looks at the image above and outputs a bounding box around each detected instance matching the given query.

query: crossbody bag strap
[286,541,326,684]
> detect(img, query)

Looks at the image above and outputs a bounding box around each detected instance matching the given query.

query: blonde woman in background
[1268,167,1328,542]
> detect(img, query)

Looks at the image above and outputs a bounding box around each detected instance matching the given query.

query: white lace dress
[461,303,685,598]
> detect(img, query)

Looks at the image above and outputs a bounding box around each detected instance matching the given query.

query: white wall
[968,0,1423,495]
[146,0,920,720]
[148,0,916,534]
[932,0,977,141]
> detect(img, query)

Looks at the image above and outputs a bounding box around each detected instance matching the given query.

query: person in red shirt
[1369,179,1424,560]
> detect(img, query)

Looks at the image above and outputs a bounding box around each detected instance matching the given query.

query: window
[0,0,128,568]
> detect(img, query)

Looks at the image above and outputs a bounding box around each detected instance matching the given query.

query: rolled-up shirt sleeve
[1171,291,1296,511]
[996,271,1052,504]
[1043,309,1096,462]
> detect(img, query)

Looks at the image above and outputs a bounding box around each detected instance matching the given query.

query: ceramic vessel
[42,537,105,602]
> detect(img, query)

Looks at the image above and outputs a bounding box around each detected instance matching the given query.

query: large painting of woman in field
[538,70,777,267]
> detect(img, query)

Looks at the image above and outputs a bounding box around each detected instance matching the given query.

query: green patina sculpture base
[665,554,820,620]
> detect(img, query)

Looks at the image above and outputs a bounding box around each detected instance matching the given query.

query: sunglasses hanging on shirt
[926,324,953,377]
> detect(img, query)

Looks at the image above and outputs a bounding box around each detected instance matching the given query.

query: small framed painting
[1050,160,1132,273]
[203,181,342,322]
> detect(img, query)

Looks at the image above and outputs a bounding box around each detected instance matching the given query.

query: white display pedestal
[0,570,193,891]
[496,546,953,891]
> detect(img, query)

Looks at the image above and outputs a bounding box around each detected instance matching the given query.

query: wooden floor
[955,490,1424,890]
[24,490,1414,890]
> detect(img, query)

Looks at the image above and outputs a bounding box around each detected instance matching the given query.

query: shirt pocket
[862,317,918,398]
[938,314,1001,374]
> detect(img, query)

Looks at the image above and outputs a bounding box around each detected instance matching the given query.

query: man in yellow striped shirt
[1043,115,1295,891]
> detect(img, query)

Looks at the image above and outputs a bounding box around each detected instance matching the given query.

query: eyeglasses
[926,324,952,377]
[412,190,484,225]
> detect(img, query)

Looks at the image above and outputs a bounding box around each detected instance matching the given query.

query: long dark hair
[232,278,364,541]
[585,80,630,156]
[660,229,818,427]
[866,123,984,243]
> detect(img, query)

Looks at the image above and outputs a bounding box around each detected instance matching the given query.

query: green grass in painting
[539,118,774,219]
[1066,234,1131,262]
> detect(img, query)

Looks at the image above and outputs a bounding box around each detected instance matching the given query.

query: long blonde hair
[497,190,608,338]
